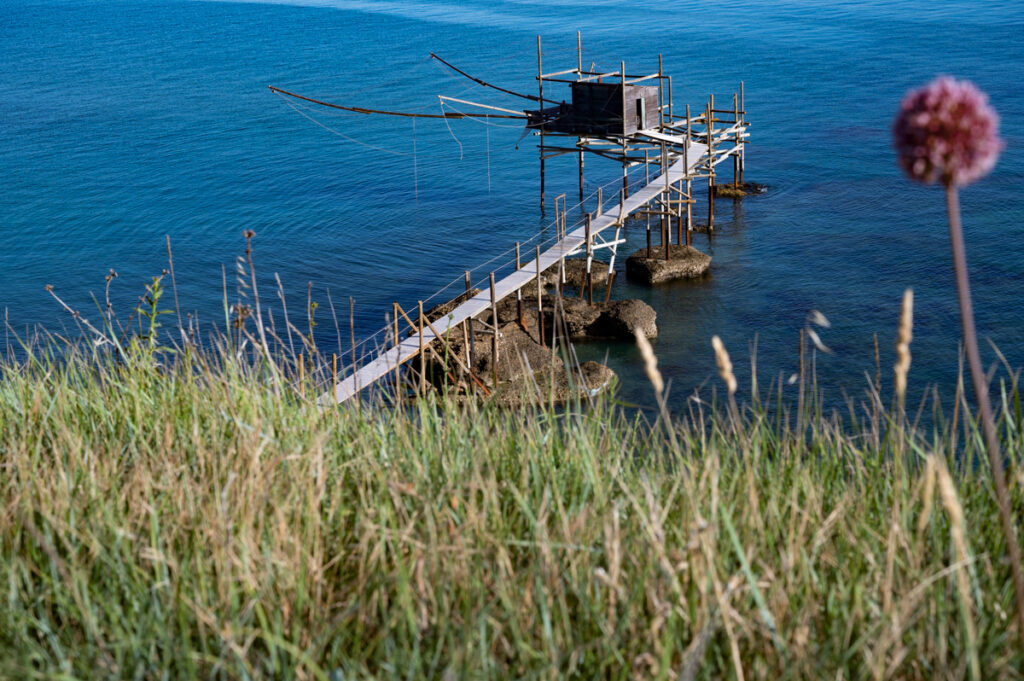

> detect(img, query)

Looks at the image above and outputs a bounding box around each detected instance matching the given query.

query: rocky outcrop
[410,259,659,404]
[491,361,617,407]
[625,244,710,284]
[553,296,657,340]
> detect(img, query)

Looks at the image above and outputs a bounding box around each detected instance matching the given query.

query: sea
[3,0,1023,413]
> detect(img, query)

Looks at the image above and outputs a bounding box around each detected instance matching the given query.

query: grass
[1,328,1022,679]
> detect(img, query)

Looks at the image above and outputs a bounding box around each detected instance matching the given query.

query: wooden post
[462,320,474,393]
[576,32,584,203]
[581,214,591,299]
[576,30,584,202]
[685,104,693,240]
[349,296,357,401]
[657,54,663,129]
[603,271,616,305]
[684,104,690,173]
[417,301,425,394]
[391,303,400,391]
[489,272,498,388]
[677,185,684,246]
[620,60,628,199]
[733,92,740,188]
[596,187,602,217]
[667,75,673,125]
[536,245,545,347]
[464,270,476,368]
[577,31,582,74]
[515,242,523,326]
[537,36,545,210]
[646,203,652,258]
[707,99,715,231]
[660,209,666,257]
[664,211,670,261]
[577,147,584,201]
[585,214,593,306]
[740,81,745,186]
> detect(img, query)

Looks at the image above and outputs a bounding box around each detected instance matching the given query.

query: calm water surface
[2,0,1023,411]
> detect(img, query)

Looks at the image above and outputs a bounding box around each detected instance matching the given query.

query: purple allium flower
[892,76,1003,187]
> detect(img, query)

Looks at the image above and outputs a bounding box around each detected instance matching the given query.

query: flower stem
[946,183,1024,651]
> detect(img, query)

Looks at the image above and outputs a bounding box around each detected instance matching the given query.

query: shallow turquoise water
[2,0,1023,410]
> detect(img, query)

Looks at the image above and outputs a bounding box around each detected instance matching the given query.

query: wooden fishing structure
[269,34,750,405]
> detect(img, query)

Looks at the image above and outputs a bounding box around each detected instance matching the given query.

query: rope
[275,92,413,157]
[439,100,464,160]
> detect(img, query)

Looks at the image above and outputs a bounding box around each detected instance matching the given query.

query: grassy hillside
[1,338,1021,679]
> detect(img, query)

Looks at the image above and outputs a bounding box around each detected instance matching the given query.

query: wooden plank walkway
[324,138,709,405]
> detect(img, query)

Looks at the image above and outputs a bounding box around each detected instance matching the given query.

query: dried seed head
[634,327,664,396]
[894,288,913,403]
[808,309,831,328]
[893,76,1003,187]
[711,335,737,396]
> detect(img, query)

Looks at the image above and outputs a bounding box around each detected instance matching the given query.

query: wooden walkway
[324,138,709,405]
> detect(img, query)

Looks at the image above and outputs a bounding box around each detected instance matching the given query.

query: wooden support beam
[400,301,489,397]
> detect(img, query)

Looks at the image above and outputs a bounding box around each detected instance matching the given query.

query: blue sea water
[2,0,1023,411]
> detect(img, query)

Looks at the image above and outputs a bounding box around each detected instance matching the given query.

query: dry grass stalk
[634,326,663,396]
[935,459,981,681]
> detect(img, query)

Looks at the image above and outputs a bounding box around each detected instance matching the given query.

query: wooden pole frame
[489,272,499,388]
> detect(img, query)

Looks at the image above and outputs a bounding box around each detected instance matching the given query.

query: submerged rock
[625,244,710,284]
[713,181,767,198]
